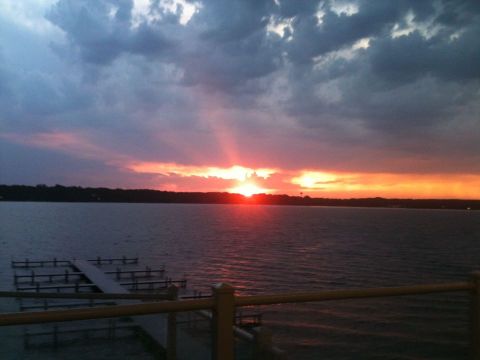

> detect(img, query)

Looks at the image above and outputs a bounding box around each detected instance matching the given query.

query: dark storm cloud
[47,0,284,92]
[179,31,283,92]
[171,0,284,92]
[0,58,14,108]
[284,0,437,64]
[195,0,273,42]
[47,0,172,65]
[282,0,480,141]
[368,27,480,84]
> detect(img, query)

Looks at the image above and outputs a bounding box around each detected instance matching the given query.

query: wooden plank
[73,261,127,293]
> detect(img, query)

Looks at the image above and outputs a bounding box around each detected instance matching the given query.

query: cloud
[46,0,174,65]
[127,162,276,181]
[0,131,125,164]
[0,0,479,197]
[278,1,480,170]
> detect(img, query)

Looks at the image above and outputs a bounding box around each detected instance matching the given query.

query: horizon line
[1,183,479,202]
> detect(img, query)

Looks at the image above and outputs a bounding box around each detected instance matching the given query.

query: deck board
[73,260,128,294]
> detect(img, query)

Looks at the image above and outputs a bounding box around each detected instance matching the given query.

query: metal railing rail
[0,290,173,300]
[1,275,480,360]
[0,297,215,325]
[235,281,473,306]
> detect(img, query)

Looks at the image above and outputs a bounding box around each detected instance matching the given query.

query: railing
[1,273,480,360]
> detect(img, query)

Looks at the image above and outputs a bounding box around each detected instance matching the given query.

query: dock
[5,262,480,359]
[6,256,268,359]
[71,260,176,357]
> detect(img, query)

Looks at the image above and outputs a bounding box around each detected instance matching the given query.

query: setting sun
[229,183,266,197]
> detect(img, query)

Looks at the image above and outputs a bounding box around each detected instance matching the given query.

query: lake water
[1,202,479,359]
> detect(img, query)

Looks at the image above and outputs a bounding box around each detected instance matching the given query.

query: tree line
[0,184,478,210]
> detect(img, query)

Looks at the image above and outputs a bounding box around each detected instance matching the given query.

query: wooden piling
[167,285,178,360]
[471,272,480,360]
[53,325,58,348]
[254,327,273,360]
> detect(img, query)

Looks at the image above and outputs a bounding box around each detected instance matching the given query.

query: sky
[1,0,479,199]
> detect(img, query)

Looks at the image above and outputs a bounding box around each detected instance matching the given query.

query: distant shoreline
[1,184,478,210]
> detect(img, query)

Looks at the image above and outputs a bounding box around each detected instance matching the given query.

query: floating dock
[9,256,267,359]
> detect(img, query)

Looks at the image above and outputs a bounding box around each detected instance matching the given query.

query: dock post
[24,329,29,349]
[254,327,273,360]
[108,319,115,339]
[167,285,178,360]
[211,283,235,360]
[53,325,58,348]
[471,272,480,360]
[237,309,243,326]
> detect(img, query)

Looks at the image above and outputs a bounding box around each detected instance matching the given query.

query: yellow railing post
[212,283,235,360]
[471,272,480,360]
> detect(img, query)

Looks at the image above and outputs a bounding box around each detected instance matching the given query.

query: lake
[1,202,479,359]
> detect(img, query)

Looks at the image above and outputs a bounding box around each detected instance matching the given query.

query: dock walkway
[72,260,210,360]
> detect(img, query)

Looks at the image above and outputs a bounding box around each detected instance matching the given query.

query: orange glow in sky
[125,161,480,199]
[290,171,480,199]
[291,171,339,189]
[128,162,276,181]
[229,182,267,197]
